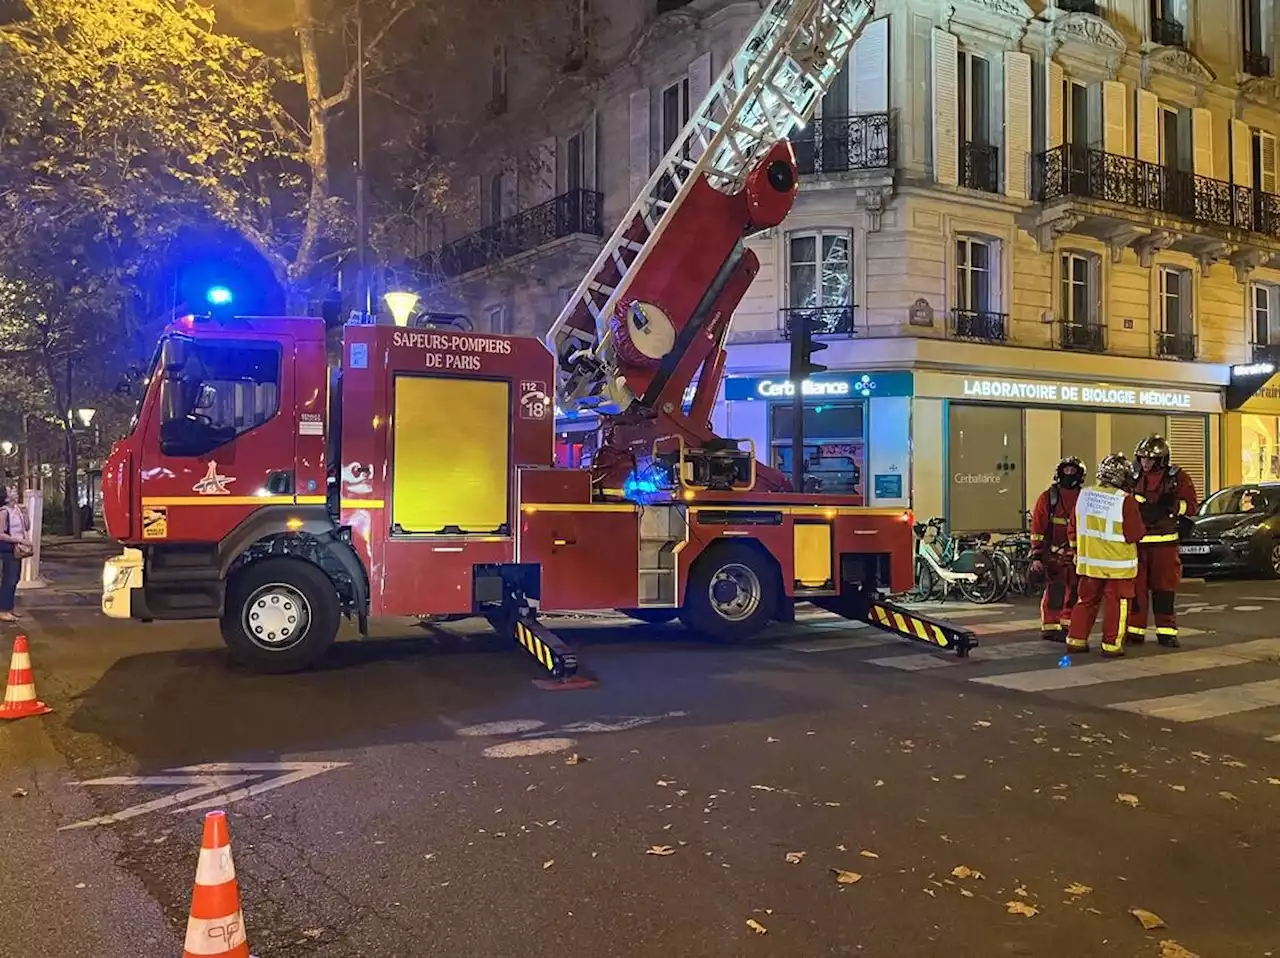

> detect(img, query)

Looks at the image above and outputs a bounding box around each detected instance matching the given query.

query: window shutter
[687,53,712,159]
[1261,132,1278,194]
[533,137,556,204]
[931,28,959,186]
[1232,120,1253,187]
[1046,60,1064,150]
[1003,51,1032,199]
[852,16,889,114]
[583,111,598,191]
[629,88,651,197]
[1191,107,1214,178]
[1136,89,1160,164]
[1167,417,1206,500]
[1102,80,1129,156]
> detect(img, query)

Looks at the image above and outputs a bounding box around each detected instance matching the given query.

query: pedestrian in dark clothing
[0,485,28,622]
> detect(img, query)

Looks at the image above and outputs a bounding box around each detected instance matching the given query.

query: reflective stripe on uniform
[1141,532,1179,543]
[1178,500,1188,515]
[1051,517,1068,525]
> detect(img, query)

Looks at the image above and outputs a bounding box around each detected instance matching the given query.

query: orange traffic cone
[183,811,250,958]
[0,635,52,721]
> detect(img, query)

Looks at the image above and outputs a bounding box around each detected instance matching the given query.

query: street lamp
[0,441,13,457]
[76,408,96,428]
[384,291,420,327]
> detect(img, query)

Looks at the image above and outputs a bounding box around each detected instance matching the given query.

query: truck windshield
[125,342,164,437]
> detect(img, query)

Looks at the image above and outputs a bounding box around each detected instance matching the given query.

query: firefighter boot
[1066,636,1090,654]
[1153,592,1180,647]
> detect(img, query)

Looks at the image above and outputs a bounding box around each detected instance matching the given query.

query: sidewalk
[18,534,116,608]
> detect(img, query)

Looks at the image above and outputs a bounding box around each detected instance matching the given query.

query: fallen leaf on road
[1219,791,1240,802]
[1005,901,1038,917]
[74,883,86,889]
[874,780,885,787]
[1052,795,1068,802]
[543,860,555,870]
[1117,793,1141,807]
[1014,886,1029,898]
[1159,941,1200,958]
[831,868,862,884]
[859,850,879,859]
[951,865,985,880]
[785,851,806,864]
[959,888,975,898]
[750,785,776,792]
[676,790,688,797]
[1221,758,1246,768]
[11,788,26,798]
[766,737,780,744]
[1190,751,1211,761]
[301,930,323,940]
[1169,784,1187,792]
[746,918,768,935]
[1267,777,1280,786]
[836,844,847,852]
[1064,883,1092,896]
[646,845,676,856]
[974,720,992,728]
[953,774,967,781]
[656,780,671,787]
[922,887,935,897]
[564,753,586,765]
[824,801,842,807]
[1130,908,1166,930]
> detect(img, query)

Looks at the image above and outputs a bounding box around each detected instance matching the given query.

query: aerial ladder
[547,0,874,496]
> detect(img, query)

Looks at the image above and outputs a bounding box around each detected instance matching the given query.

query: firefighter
[1128,435,1198,648]
[1065,454,1146,657]
[1030,457,1085,643]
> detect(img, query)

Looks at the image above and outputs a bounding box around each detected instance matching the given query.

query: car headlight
[1222,522,1264,539]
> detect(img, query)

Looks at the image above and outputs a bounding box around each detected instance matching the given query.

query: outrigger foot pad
[509,612,596,688]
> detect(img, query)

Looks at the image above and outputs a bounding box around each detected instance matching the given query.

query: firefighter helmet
[1054,456,1086,489]
[1134,435,1171,469]
[1097,454,1132,490]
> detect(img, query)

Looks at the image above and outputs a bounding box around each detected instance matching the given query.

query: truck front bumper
[101,549,144,619]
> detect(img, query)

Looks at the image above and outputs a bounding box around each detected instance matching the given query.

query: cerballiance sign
[962,378,1193,410]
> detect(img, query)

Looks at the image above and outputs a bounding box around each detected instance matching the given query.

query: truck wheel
[221,558,340,674]
[682,542,778,642]
[619,608,680,624]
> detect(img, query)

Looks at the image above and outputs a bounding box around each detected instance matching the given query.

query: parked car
[1179,483,1280,578]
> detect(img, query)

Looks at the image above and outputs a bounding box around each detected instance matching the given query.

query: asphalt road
[4,577,1280,958]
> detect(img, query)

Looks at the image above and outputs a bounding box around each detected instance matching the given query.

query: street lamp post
[384,290,420,327]
[354,0,370,322]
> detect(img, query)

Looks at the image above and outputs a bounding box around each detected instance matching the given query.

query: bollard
[17,490,47,591]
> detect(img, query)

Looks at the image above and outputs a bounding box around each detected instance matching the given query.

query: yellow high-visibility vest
[1074,485,1138,579]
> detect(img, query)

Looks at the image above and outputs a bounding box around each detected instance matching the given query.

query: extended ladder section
[546,0,874,415]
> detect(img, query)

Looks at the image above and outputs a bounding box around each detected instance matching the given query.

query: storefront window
[1110,413,1165,461]
[771,401,864,495]
[1242,415,1280,483]
[948,404,1024,532]
[1060,411,1096,470]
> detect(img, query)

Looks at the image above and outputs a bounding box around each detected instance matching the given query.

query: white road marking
[1111,679,1280,722]
[779,635,899,653]
[552,711,686,735]
[61,762,349,830]
[1241,596,1280,602]
[1234,606,1265,612]
[482,738,578,759]
[456,719,547,737]
[971,639,1280,693]
[867,642,1059,672]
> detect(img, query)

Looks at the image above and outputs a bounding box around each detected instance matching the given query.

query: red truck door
[136,332,304,546]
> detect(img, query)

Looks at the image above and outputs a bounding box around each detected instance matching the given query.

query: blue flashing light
[206,286,234,307]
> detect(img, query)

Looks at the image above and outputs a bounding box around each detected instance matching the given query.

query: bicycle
[910,517,1005,604]
[994,510,1036,597]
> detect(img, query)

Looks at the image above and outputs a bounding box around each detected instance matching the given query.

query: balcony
[1058,319,1107,353]
[961,141,999,194]
[1156,329,1197,361]
[950,309,1008,344]
[1244,49,1272,78]
[779,304,857,339]
[1151,17,1184,47]
[792,113,892,175]
[1058,0,1098,11]
[430,190,603,279]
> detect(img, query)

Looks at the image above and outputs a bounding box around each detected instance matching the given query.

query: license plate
[1179,545,1211,555]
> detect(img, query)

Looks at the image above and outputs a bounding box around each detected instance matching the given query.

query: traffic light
[789,312,828,379]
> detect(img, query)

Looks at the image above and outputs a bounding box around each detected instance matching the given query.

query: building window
[1160,104,1187,172]
[565,132,584,193]
[661,77,690,154]
[948,404,1024,533]
[1150,0,1186,46]
[788,232,852,309]
[1242,0,1271,76]
[957,51,991,147]
[1253,282,1280,346]
[486,303,511,334]
[1064,79,1089,148]
[491,43,508,112]
[956,237,993,313]
[1158,266,1195,359]
[1242,417,1280,483]
[1060,252,1097,325]
[487,173,505,227]
[770,402,865,496]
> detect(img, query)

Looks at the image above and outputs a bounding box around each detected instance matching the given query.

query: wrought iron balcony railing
[1156,329,1197,361]
[1058,0,1098,12]
[1151,17,1184,47]
[1033,144,1280,240]
[431,190,604,278]
[961,141,999,193]
[791,113,892,175]
[779,304,857,339]
[1244,49,1272,78]
[1059,320,1107,353]
[950,308,1008,343]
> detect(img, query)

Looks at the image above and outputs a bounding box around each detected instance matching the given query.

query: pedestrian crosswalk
[779,600,1280,743]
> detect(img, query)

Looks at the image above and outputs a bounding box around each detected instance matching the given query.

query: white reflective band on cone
[10,651,29,670]
[4,684,35,700]
[194,846,236,886]
[184,912,246,955]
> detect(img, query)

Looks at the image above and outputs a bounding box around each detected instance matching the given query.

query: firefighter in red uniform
[1066,454,1146,657]
[1030,457,1085,643]
[1128,435,1198,648]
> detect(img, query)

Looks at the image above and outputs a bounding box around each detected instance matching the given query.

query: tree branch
[319,0,416,113]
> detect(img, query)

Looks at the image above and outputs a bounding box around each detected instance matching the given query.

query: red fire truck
[100,0,975,677]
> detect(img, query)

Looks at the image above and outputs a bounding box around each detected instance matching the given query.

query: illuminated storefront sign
[725,372,913,402]
[959,378,1194,410]
[756,378,851,398]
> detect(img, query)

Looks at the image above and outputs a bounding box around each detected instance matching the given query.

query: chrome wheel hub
[244,584,311,651]
[708,563,762,622]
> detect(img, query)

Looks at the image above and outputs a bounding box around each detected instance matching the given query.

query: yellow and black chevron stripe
[867,603,960,650]
[514,620,564,676]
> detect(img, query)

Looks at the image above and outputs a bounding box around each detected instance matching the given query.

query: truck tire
[681,542,778,642]
[221,558,341,674]
[619,608,680,624]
